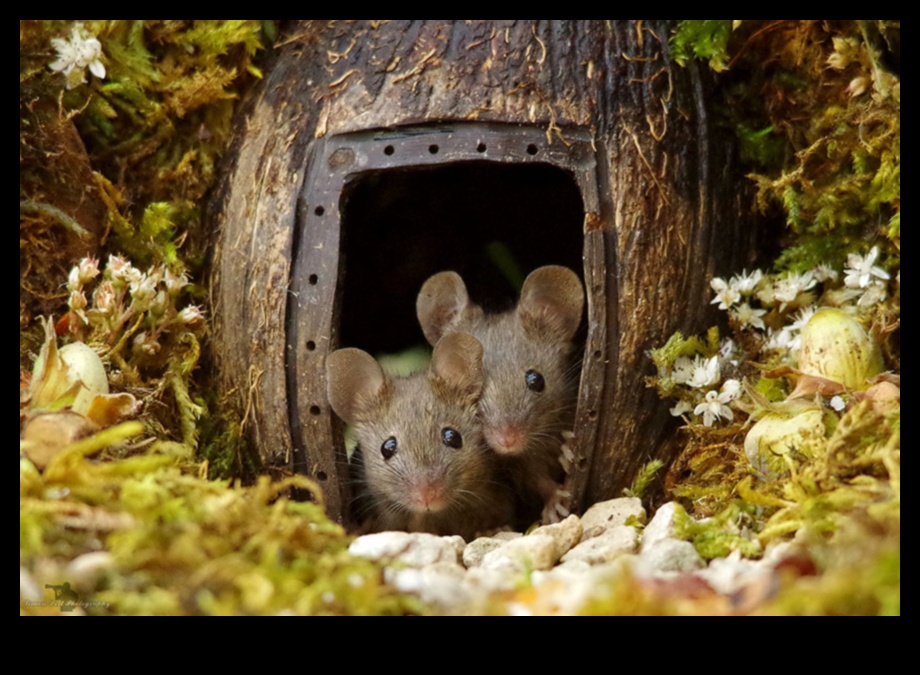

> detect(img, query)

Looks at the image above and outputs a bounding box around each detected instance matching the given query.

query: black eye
[525,370,546,393]
[381,437,398,460]
[441,428,463,449]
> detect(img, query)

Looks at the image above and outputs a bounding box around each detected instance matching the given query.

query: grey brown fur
[417,266,585,524]
[326,333,512,540]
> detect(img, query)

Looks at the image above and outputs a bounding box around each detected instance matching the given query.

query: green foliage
[671,20,734,72]
[21,446,425,616]
[624,460,665,501]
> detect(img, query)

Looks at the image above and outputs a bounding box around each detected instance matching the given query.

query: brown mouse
[416,266,585,525]
[326,332,513,540]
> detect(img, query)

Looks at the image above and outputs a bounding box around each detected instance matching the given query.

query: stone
[384,563,470,609]
[637,539,705,574]
[463,534,520,569]
[561,526,639,565]
[348,532,465,567]
[481,534,559,572]
[531,514,583,559]
[580,498,647,540]
[640,502,687,553]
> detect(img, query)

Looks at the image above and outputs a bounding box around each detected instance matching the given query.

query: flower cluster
[64,255,204,360]
[48,23,106,90]
[653,245,896,429]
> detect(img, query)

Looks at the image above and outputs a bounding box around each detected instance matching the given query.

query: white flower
[774,272,817,306]
[767,327,798,353]
[711,277,741,310]
[844,247,890,290]
[721,379,742,401]
[790,306,818,332]
[49,23,106,90]
[732,303,767,331]
[129,274,158,312]
[720,338,738,365]
[813,264,839,284]
[695,389,735,427]
[670,400,694,418]
[731,270,763,295]
[164,268,191,296]
[687,355,721,390]
[830,396,846,413]
[857,280,888,308]
[177,305,205,326]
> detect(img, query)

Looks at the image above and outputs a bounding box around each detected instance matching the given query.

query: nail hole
[593,350,602,360]
[308,274,318,285]
[428,144,439,155]
[526,144,539,156]
[316,471,328,482]
[588,410,598,421]
[477,143,487,153]
[306,341,316,352]
[310,405,321,416]
[314,206,325,217]
[384,145,395,156]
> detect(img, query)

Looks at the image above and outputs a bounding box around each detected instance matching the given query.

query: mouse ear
[416,271,476,346]
[326,348,391,425]
[518,266,585,343]
[429,332,484,406]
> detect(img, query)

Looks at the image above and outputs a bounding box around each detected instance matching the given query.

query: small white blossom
[720,338,738,365]
[670,400,694,418]
[711,277,741,310]
[68,290,88,312]
[767,327,798,353]
[857,280,888,308]
[77,257,100,285]
[774,272,817,306]
[830,396,847,413]
[177,305,205,326]
[695,389,735,427]
[731,269,763,295]
[92,281,118,316]
[844,247,890,290]
[812,264,839,284]
[721,379,742,401]
[164,268,191,296]
[129,274,158,312]
[49,23,106,90]
[132,332,161,357]
[790,306,817,333]
[687,355,721,390]
[67,266,83,292]
[732,303,767,331]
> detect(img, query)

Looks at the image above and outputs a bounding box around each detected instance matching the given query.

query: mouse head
[417,266,585,457]
[326,332,491,518]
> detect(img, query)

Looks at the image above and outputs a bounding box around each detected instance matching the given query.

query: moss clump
[21,431,424,616]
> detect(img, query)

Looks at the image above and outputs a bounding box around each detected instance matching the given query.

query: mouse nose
[485,424,526,456]
[408,481,447,513]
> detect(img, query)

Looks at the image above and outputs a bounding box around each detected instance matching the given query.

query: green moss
[671,20,734,72]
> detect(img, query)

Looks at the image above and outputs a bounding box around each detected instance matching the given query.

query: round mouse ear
[429,332,484,405]
[326,348,391,425]
[518,265,585,343]
[416,271,473,346]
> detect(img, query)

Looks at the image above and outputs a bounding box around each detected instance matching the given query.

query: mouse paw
[559,431,576,474]
[541,487,572,524]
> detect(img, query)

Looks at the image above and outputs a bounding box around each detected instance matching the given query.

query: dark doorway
[337,161,586,356]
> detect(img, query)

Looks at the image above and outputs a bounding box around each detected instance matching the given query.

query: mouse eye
[441,428,463,449]
[525,370,546,393]
[381,436,398,460]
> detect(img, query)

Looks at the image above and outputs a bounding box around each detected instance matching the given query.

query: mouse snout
[405,479,448,513]
[484,423,528,456]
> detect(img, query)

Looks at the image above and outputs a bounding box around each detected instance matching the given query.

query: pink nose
[409,482,446,512]
[485,425,526,455]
